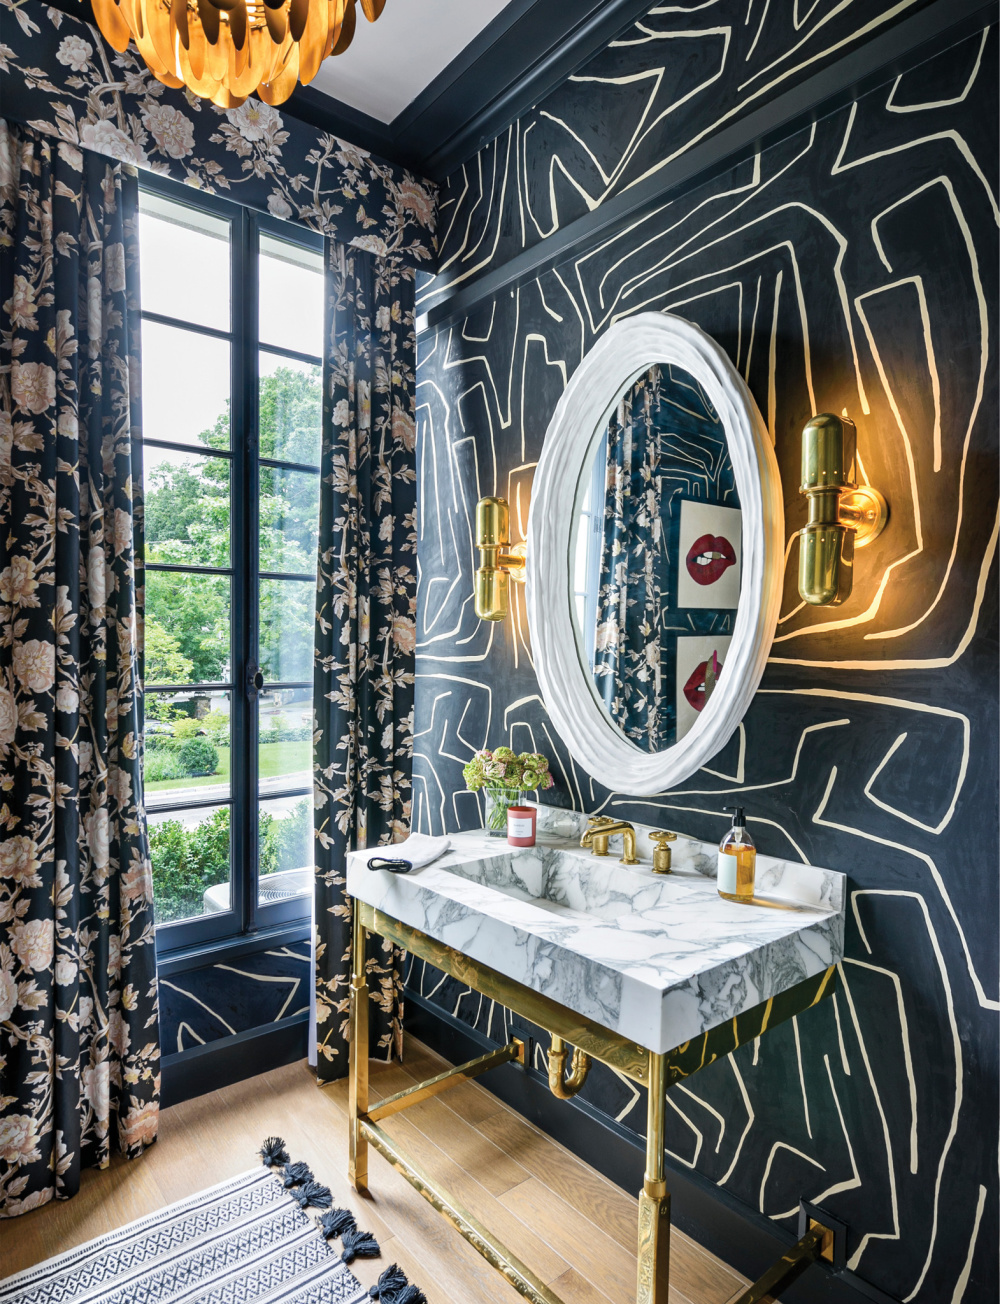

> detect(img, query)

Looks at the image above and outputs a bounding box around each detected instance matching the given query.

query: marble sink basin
[346,817,845,1055]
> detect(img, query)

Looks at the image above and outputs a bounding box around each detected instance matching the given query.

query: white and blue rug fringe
[0,1137,426,1304]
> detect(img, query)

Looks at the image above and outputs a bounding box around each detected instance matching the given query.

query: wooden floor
[0,1037,752,1303]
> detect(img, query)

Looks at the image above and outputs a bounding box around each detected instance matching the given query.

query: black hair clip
[367,857,414,874]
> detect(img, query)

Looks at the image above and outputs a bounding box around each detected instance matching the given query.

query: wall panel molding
[419,0,998,329]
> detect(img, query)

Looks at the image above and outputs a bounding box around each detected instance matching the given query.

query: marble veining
[347,822,845,1054]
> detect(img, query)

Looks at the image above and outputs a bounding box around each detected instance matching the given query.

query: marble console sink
[346,813,845,1055]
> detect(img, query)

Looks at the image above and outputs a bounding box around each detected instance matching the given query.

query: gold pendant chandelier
[91,0,386,108]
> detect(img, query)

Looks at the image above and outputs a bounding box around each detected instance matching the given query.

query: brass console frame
[346,899,836,1304]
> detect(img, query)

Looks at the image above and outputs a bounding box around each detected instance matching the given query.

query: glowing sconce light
[474,497,527,622]
[798,412,888,605]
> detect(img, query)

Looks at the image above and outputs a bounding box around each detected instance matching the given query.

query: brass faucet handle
[649,830,676,875]
[582,815,615,857]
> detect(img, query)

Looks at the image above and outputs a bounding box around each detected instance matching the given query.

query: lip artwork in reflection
[682,650,722,712]
[685,533,737,586]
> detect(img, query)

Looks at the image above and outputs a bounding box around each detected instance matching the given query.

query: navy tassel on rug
[369,1265,407,1298]
[291,1179,334,1210]
[393,1286,427,1304]
[341,1227,381,1264]
[281,1161,314,1188]
[255,1139,419,1296]
[321,1208,358,1240]
[259,1136,290,1167]
[368,1264,426,1304]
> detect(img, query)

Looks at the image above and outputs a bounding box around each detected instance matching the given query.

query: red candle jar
[507,804,536,847]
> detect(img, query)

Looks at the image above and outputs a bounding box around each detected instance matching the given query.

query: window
[138,176,323,951]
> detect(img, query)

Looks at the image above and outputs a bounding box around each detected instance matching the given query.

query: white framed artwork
[675,634,733,741]
[676,500,742,610]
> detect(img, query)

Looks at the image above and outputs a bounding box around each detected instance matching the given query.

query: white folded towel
[368,833,451,872]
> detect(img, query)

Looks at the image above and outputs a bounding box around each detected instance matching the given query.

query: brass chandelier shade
[91,0,386,108]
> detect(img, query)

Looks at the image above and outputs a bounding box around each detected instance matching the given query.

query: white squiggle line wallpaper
[410,12,998,1303]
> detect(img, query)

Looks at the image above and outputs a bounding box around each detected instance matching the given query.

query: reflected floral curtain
[593,366,671,749]
[0,121,159,1217]
[313,242,417,1084]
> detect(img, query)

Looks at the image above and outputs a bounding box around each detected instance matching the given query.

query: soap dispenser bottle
[718,806,756,902]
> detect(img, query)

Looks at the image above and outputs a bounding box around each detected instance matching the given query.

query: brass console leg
[348,899,369,1194]
[636,1053,670,1304]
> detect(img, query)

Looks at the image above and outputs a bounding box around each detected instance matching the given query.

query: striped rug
[0,1141,425,1304]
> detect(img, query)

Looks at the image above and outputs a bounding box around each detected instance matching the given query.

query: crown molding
[290,0,657,180]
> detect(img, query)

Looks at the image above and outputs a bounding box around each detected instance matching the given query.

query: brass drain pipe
[548,1036,591,1099]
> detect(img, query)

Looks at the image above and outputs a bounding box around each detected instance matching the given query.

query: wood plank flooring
[0,1037,752,1304]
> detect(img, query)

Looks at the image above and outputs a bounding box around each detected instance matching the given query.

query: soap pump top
[718,805,756,901]
[725,806,751,839]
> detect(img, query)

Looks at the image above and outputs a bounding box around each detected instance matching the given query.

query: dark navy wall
[158,940,310,1055]
[409,7,999,1303]
[421,0,950,311]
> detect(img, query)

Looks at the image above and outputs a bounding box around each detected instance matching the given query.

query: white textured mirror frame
[526,312,784,796]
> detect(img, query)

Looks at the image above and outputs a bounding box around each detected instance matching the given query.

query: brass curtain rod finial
[798,413,888,606]
[474,496,527,622]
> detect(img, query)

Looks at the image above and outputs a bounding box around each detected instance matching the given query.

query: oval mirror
[527,312,783,796]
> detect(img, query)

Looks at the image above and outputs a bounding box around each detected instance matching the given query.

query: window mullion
[229,205,258,937]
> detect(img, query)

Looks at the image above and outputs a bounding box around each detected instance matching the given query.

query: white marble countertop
[346,812,845,1055]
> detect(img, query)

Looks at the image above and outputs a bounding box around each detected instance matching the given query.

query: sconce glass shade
[91,0,386,109]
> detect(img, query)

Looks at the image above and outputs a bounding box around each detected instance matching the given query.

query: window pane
[260,466,318,575]
[258,795,312,907]
[259,233,324,357]
[138,190,230,331]
[145,690,231,809]
[142,321,230,449]
[260,578,314,683]
[259,352,321,466]
[146,571,231,684]
[259,687,311,795]
[145,446,230,567]
[139,191,230,331]
[148,803,231,925]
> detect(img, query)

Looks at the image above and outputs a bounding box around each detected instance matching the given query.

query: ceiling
[309,0,515,124]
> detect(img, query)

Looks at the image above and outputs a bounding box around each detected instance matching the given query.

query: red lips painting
[682,649,722,712]
[676,501,742,610]
[685,533,737,586]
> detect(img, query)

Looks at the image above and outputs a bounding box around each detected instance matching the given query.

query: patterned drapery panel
[0,120,160,1218]
[593,370,669,748]
[1,0,437,269]
[593,366,737,750]
[313,243,417,1083]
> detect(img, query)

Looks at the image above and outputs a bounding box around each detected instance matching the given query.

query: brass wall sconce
[798,413,888,605]
[474,496,527,621]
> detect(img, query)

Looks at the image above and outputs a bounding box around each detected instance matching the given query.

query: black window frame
[138,171,322,957]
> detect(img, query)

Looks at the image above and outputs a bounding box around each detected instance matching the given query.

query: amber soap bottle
[718,806,756,901]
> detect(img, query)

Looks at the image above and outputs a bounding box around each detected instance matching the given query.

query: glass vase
[484,787,520,837]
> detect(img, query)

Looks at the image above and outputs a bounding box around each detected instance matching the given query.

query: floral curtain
[313,242,417,1083]
[1,0,437,269]
[593,367,672,749]
[0,120,159,1217]
[592,365,738,751]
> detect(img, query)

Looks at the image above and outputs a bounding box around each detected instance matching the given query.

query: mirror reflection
[572,363,742,752]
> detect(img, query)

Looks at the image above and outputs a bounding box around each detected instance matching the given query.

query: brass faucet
[581,816,639,865]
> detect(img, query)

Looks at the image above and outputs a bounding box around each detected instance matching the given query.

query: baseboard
[160,1012,309,1108]
[405,992,900,1304]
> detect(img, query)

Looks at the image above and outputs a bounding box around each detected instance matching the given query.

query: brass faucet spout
[582,817,639,865]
